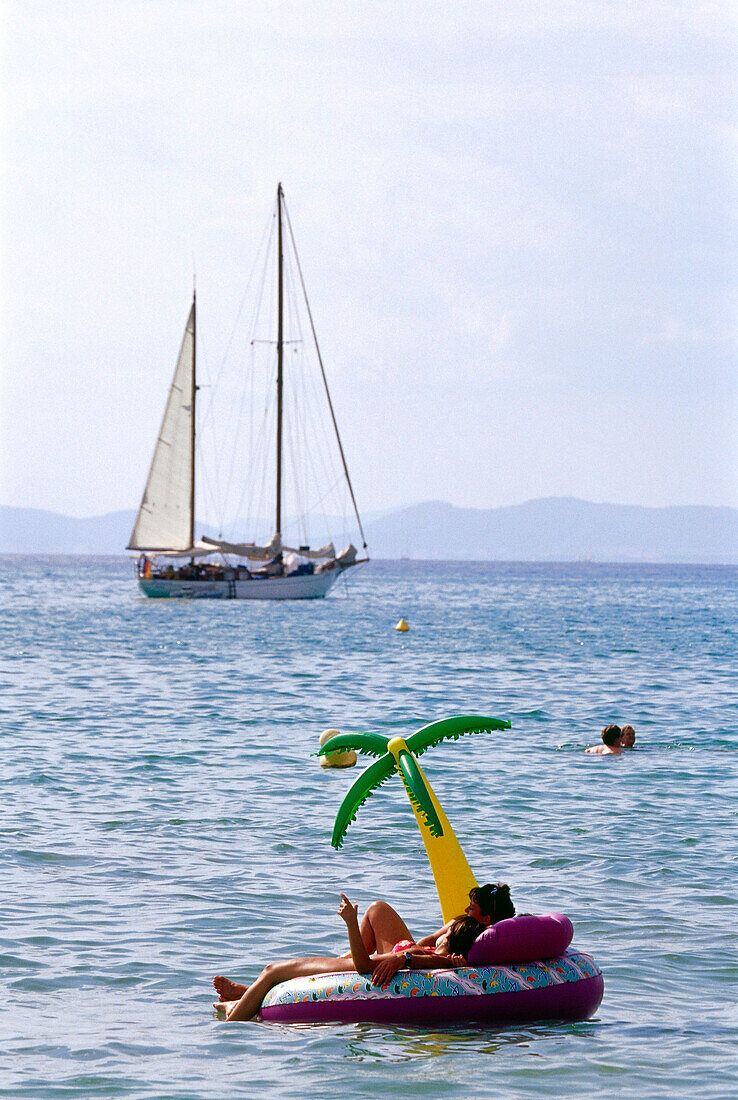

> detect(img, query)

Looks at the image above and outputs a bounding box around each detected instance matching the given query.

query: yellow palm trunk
[387,738,477,921]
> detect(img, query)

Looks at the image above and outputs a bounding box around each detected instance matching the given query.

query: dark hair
[601,725,622,747]
[470,882,515,924]
[447,916,487,956]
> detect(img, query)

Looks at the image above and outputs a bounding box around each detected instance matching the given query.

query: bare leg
[213,975,247,1002]
[358,901,413,955]
[225,955,355,1022]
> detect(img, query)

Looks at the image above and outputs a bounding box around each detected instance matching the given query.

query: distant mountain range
[0,499,736,562]
[364,498,738,563]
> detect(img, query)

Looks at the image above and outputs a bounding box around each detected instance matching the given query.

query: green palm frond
[407,714,511,757]
[317,731,389,758]
[396,751,443,837]
[331,754,395,848]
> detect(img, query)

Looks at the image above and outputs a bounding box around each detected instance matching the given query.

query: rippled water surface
[1,557,736,1098]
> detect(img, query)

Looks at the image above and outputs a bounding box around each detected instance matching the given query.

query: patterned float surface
[259,947,604,1026]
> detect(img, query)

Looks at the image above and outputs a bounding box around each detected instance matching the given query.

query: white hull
[138,568,342,600]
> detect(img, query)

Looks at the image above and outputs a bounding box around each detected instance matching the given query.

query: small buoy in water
[318,728,357,768]
[395,618,410,632]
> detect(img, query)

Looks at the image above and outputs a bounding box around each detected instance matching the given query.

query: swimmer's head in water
[601,725,622,747]
[468,882,515,925]
[621,725,636,747]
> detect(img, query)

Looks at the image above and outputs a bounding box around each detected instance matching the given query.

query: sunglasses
[469,886,498,902]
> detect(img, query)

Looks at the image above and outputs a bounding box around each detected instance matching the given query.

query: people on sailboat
[252,556,284,577]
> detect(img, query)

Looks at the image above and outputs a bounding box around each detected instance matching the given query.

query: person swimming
[585,725,623,754]
[620,724,636,748]
[213,893,487,1021]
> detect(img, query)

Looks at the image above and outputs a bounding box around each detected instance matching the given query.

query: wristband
[403,951,413,968]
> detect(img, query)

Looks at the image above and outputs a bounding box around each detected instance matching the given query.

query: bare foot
[213,975,247,1002]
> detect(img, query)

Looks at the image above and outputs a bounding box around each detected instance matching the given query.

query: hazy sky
[1,0,736,518]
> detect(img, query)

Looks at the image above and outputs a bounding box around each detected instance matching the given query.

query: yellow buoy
[395,618,410,632]
[318,728,357,768]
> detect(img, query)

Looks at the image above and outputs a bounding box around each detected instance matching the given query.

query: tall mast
[275,183,284,539]
[190,289,196,550]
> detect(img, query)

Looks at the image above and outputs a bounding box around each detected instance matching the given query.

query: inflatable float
[218,717,603,1029]
[259,914,603,1026]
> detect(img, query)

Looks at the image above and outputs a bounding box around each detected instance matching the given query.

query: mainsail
[128,301,196,551]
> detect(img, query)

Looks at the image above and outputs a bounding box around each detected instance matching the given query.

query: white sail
[128,302,195,551]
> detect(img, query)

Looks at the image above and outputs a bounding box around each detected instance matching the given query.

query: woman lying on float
[214,887,508,1021]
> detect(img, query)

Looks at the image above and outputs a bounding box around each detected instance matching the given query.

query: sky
[1,0,736,519]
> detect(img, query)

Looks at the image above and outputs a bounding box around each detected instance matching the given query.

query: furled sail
[199,533,283,561]
[282,542,335,560]
[128,302,195,551]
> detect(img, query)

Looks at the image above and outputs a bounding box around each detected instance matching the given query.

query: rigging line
[283,245,324,546]
[243,267,265,526]
[231,398,271,538]
[284,363,342,547]
[235,361,275,542]
[240,219,278,532]
[221,257,274,533]
[195,355,218,532]
[282,223,350,542]
[282,251,308,535]
[218,210,276,534]
[283,197,368,550]
[225,215,276,530]
[220,344,256,528]
[284,413,305,545]
[294,340,347,536]
[198,455,224,538]
[286,232,357,547]
[283,329,336,545]
[249,213,276,348]
[197,205,274,442]
[307,473,345,513]
[194,328,236,538]
[229,366,257,532]
[202,208,276,532]
[222,206,275,384]
[245,329,263,525]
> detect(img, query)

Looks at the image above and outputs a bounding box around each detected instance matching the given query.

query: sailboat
[127,184,368,599]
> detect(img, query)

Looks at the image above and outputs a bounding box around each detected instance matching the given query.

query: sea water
[0,557,736,1099]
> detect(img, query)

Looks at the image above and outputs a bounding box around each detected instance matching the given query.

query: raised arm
[338,894,372,973]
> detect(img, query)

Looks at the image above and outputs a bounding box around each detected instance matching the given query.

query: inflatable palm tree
[321,715,511,921]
